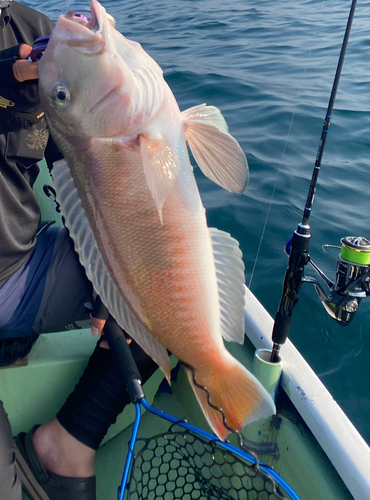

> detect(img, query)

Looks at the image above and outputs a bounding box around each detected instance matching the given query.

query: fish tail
[185,356,276,440]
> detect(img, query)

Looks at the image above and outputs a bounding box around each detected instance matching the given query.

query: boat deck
[1,327,352,500]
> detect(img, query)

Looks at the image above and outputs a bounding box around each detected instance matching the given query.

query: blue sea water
[24,0,370,445]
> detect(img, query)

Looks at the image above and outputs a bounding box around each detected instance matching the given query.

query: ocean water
[23,0,370,445]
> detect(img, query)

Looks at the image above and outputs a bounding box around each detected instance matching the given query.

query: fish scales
[79,138,222,362]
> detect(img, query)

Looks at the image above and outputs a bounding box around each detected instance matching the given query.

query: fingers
[99,339,110,350]
[13,59,39,82]
[91,296,132,347]
[19,43,33,59]
[91,315,106,337]
[13,44,39,83]
[91,295,109,337]
[91,315,132,346]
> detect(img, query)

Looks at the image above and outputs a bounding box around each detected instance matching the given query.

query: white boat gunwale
[244,286,370,500]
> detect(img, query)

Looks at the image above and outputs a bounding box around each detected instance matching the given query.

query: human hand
[13,44,39,82]
[91,296,132,349]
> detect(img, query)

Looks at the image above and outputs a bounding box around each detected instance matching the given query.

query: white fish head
[39,0,166,143]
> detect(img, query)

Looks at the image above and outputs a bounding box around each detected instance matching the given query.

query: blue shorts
[0,226,93,340]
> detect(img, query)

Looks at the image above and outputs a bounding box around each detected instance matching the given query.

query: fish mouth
[63,1,102,34]
[57,1,113,52]
[64,1,115,35]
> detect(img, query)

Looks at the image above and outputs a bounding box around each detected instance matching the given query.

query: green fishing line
[341,241,370,265]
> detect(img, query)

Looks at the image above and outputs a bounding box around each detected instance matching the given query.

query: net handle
[105,316,145,402]
[93,296,145,403]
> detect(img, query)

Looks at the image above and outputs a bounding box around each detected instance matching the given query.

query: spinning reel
[287,235,370,326]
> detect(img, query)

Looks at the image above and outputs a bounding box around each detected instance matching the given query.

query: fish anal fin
[182,104,249,193]
[210,227,246,345]
[140,134,180,222]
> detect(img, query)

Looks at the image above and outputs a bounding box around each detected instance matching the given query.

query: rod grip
[271,311,293,346]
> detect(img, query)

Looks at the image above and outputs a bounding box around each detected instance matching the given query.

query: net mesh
[125,424,292,500]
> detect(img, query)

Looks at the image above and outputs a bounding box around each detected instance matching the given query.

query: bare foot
[32,419,95,478]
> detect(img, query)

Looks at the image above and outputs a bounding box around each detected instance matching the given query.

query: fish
[38,0,275,440]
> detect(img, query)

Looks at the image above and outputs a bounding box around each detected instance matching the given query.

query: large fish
[38,0,275,439]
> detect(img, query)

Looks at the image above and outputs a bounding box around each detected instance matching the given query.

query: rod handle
[271,311,293,347]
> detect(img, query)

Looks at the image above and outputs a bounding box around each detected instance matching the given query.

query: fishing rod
[270,0,370,363]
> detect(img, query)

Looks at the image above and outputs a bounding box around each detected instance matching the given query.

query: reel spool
[285,234,370,326]
[335,236,370,290]
[307,236,370,325]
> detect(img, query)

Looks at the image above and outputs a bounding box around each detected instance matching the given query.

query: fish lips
[53,0,110,54]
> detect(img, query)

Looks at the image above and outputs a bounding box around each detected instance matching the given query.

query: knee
[0,447,22,500]
[0,403,21,499]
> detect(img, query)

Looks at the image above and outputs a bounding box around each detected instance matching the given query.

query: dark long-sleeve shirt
[0,2,60,283]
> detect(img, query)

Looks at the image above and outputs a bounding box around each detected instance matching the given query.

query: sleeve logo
[0,96,15,108]
[26,129,49,150]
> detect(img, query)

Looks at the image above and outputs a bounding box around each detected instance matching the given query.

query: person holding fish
[1,0,278,498]
[37,0,277,464]
[0,2,158,500]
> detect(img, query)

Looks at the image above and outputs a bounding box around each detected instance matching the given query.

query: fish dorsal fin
[52,159,172,380]
[182,104,249,193]
[210,227,245,344]
[140,135,180,224]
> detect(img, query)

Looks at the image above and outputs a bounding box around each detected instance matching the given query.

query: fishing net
[125,423,292,500]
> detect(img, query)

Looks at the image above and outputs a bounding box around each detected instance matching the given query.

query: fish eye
[52,85,70,106]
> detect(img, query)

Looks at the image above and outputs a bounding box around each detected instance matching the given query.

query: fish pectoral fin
[140,134,181,223]
[210,227,246,345]
[182,104,249,193]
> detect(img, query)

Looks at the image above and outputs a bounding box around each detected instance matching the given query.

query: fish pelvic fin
[140,134,181,223]
[182,104,249,193]
[185,356,275,441]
